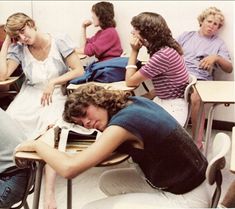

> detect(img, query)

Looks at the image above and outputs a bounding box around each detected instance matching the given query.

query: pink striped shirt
[139,47,189,99]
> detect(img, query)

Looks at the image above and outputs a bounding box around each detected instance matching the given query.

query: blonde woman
[0,13,84,209]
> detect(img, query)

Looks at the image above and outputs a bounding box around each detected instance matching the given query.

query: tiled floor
[26,128,234,209]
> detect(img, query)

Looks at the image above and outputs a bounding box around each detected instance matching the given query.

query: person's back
[0,108,29,208]
[109,96,207,194]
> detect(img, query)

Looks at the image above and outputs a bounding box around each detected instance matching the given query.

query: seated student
[16,84,210,208]
[0,12,84,209]
[125,12,189,127]
[72,1,127,84]
[76,1,122,62]
[177,7,233,148]
[0,108,30,208]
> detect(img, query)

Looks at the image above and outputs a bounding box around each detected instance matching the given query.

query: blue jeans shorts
[0,167,29,208]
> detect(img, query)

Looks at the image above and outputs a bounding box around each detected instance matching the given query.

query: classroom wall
[0,1,234,123]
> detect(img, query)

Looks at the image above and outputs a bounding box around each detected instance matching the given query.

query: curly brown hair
[131,12,183,56]
[63,84,131,123]
[92,1,116,29]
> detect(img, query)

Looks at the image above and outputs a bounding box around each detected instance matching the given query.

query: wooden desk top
[67,81,136,92]
[230,126,235,173]
[0,76,20,86]
[195,81,235,103]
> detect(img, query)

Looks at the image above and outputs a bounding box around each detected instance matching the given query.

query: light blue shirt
[177,31,231,80]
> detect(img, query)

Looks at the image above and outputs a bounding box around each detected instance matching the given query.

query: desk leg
[32,162,45,209]
[67,179,72,209]
[194,100,204,143]
[204,104,218,158]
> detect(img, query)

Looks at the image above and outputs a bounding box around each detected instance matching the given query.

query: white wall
[1,1,234,123]
[0,1,32,24]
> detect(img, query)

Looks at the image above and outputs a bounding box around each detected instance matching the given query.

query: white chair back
[184,74,197,103]
[183,74,197,128]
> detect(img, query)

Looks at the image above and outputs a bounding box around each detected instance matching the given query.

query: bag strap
[58,128,69,152]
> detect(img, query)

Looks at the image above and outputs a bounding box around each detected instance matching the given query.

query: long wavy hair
[92,1,116,29]
[131,12,183,56]
[4,12,36,39]
[63,84,131,123]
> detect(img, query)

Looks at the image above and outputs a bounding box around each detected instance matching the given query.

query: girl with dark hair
[76,1,123,62]
[125,12,189,127]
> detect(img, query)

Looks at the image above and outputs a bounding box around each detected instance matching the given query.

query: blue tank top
[109,96,207,194]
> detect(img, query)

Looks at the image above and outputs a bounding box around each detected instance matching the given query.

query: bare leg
[220,181,235,208]
[44,165,57,209]
[191,88,205,149]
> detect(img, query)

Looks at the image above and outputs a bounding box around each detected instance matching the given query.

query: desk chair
[0,67,25,110]
[183,74,197,128]
[206,132,231,208]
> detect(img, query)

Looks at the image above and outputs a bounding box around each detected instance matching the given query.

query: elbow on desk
[125,80,139,88]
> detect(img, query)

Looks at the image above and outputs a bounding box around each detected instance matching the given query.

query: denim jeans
[0,168,28,208]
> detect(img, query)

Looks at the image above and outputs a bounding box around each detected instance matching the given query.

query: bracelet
[126,65,137,70]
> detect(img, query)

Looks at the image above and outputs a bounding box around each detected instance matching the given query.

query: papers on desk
[67,81,135,91]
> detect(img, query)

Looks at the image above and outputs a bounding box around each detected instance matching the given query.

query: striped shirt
[139,47,189,99]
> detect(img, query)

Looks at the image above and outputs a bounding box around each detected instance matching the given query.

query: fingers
[199,59,213,71]
[130,36,142,49]
[41,93,52,106]
[83,20,92,28]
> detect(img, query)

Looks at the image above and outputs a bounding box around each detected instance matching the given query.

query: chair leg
[210,171,222,208]
[67,179,72,209]
[24,201,30,209]
[32,162,45,209]
[184,104,192,129]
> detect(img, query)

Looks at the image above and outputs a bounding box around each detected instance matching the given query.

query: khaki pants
[82,167,210,209]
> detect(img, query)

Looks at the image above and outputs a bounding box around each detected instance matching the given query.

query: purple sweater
[84,27,123,62]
